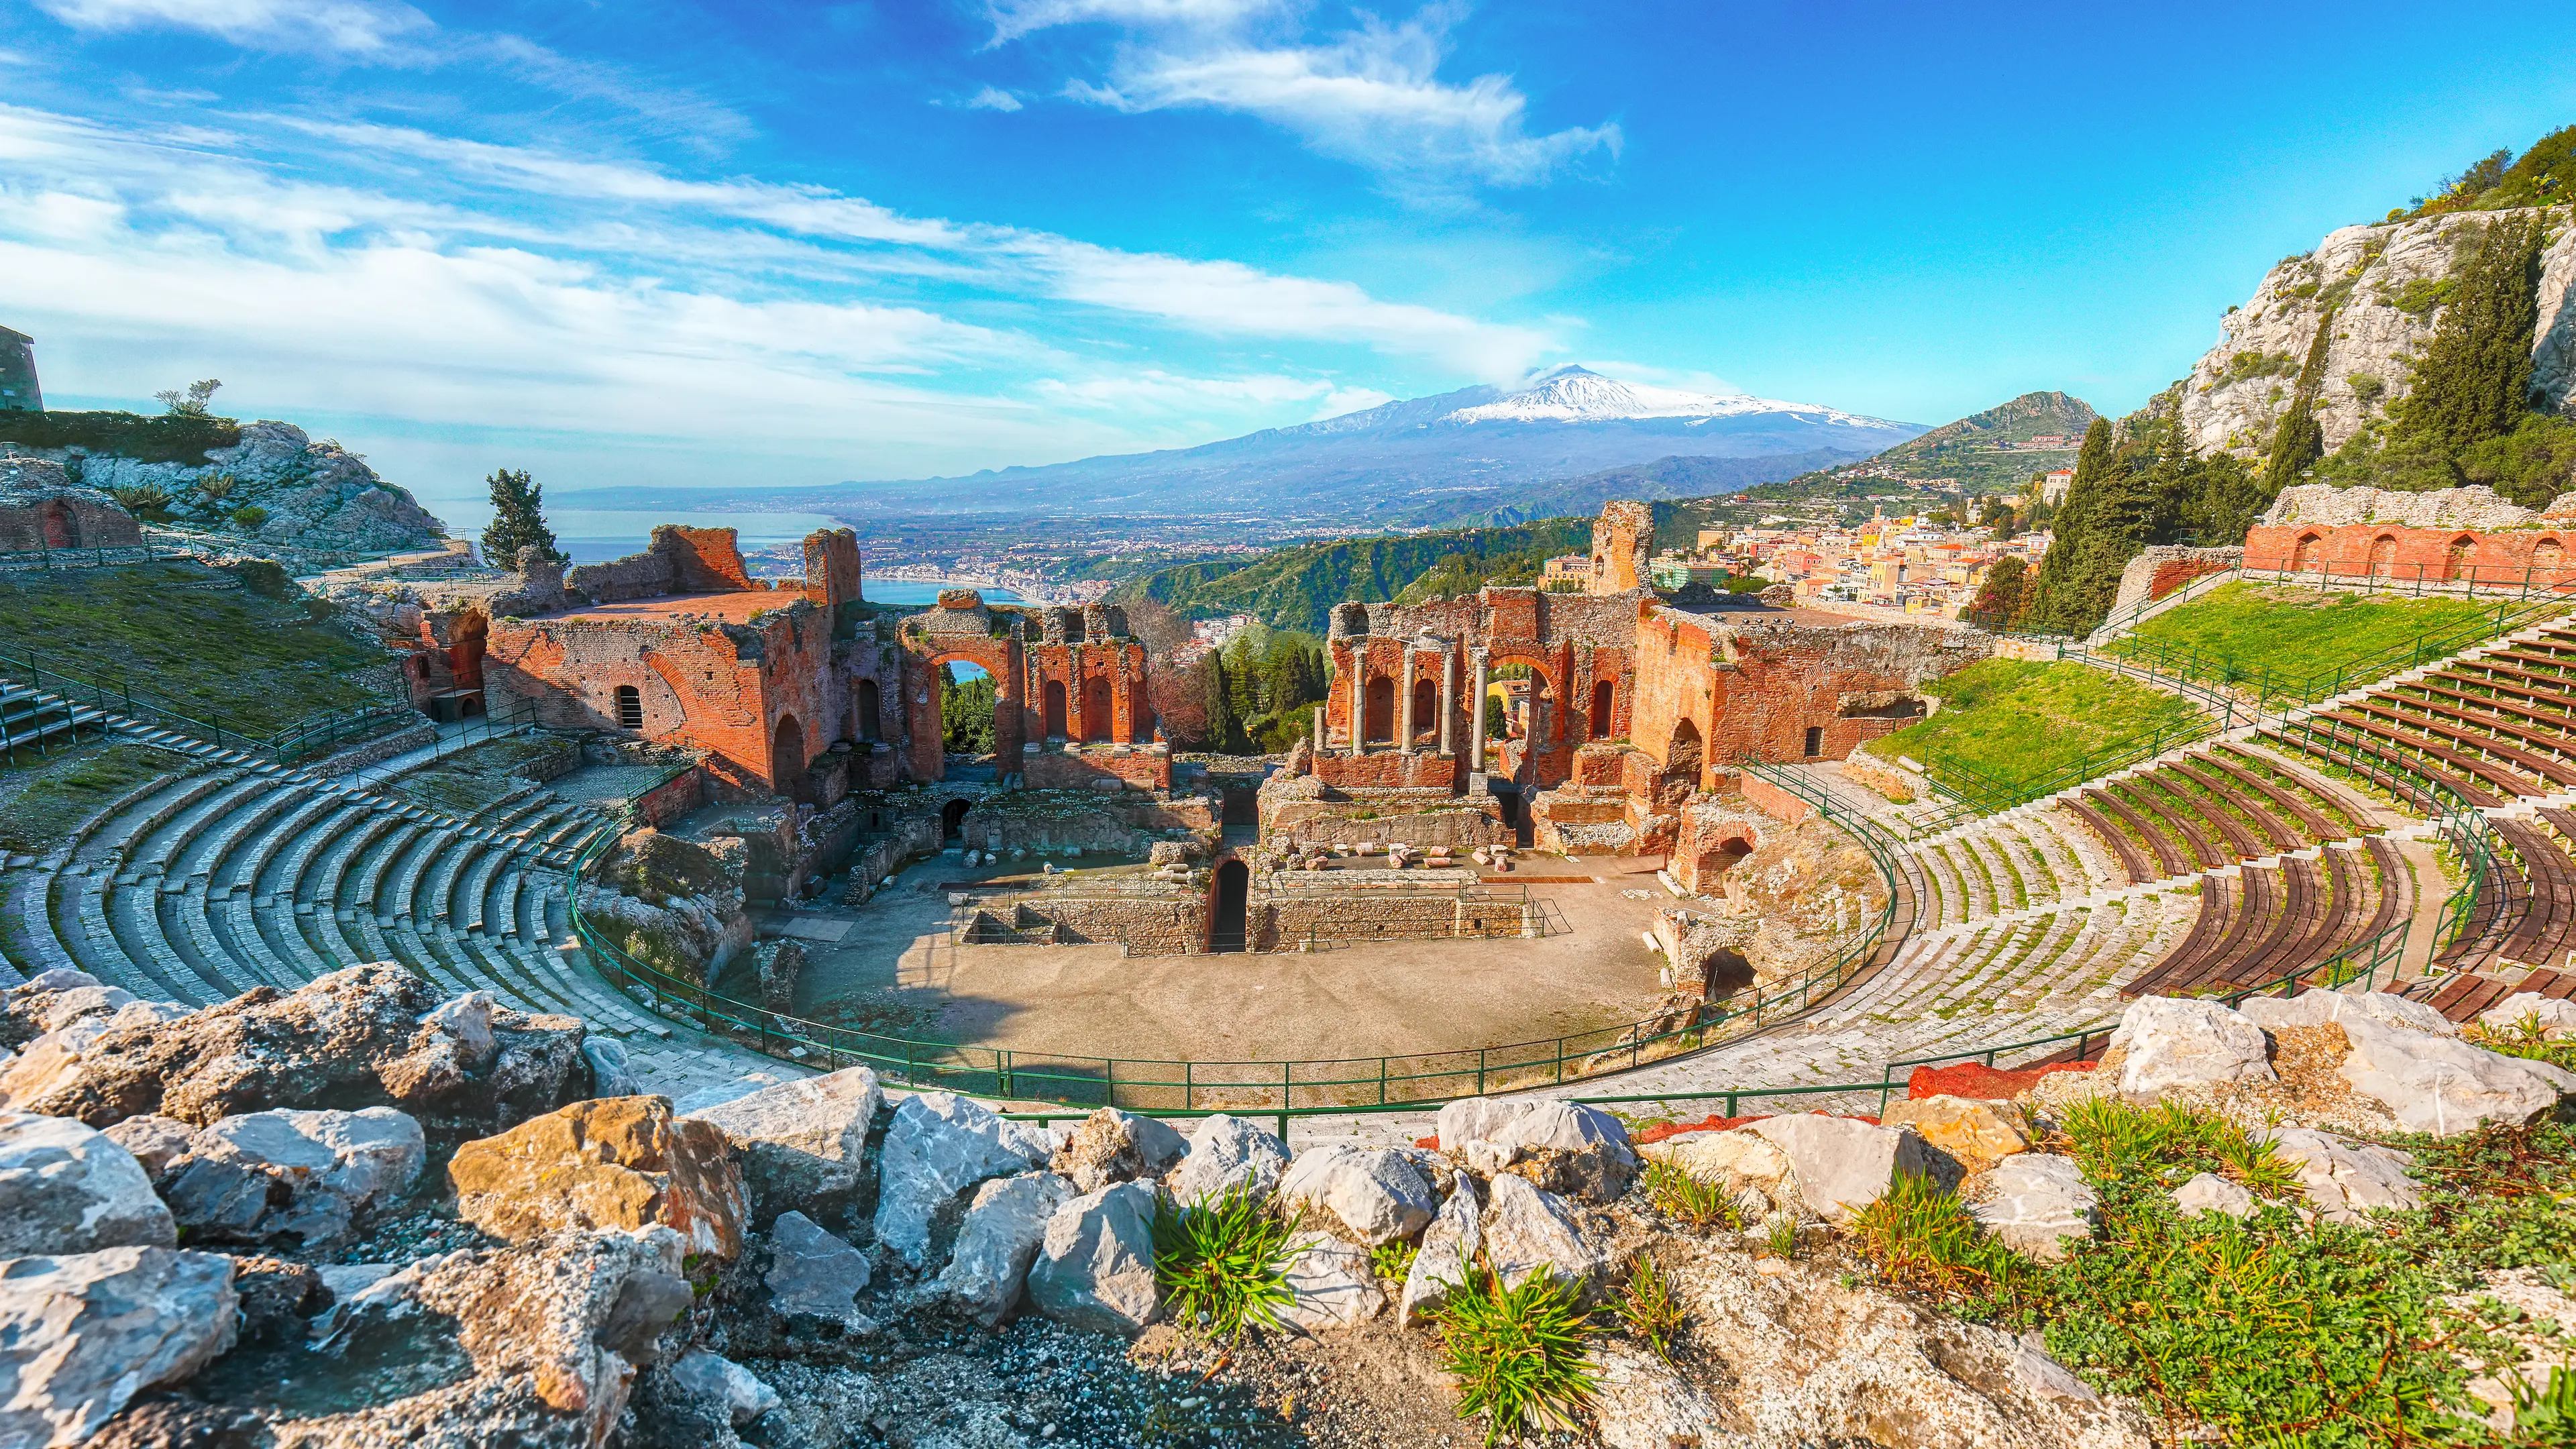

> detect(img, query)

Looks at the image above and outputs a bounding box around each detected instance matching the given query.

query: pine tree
[481,468,567,568]
[2393,213,2543,454]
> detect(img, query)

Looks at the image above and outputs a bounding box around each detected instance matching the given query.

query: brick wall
[1024,747,1174,792]
[2245,523,2576,588]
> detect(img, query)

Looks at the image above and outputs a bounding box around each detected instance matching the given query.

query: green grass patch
[1432,1262,1597,1444]
[2109,582,2500,697]
[0,561,394,737]
[1864,660,2204,801]
[0,741,191,856]
[1149,1183,1297,1342]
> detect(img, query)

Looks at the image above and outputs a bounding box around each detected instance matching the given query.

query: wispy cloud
[965,86,1024,111]
[37,0,430,53]
[1000,1,1615,189]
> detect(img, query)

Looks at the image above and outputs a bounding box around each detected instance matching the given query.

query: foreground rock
[2475,992,2576,1038]
[1051,1108,1186,1193]
[1970,1154,2098,1260]
[449,1096,746,1260]
[1480,1174,1612,1298]
[163,1106,425,1248]
[1024,1181,1161,1336]
[1751,1114,1935,1222]
[0,1247,237,1446]
[1882,1095,2031,1171]
[1276,1232,1383,1332]
[1435,1097,1639,1202]
[2265,1127,2422,1221]
[679,1066,881,1228]
[873,1093,1054,1271]
[765,1210,875,1330]
[1163,1114,1290,1205]
[0,965,587,1134]
[0,1111,175,1254]
[2106,996,2275,1102]
[1277,1144,1438,1245]
[936,1172,1073,1328]
[1398,1185,1481,1326]
[2334,1011,2576,1135]
[2238,988,2455,1036]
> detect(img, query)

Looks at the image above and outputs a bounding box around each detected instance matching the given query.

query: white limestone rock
[669,1349,780,1428]
[871,1091,1053,1270]
[1049,1108,1187,1193]
[1164,1113,1291,1206]
[582,1038,641,1097]
[1434,1097,1638,1202]
[2475,992,2576,1039]
[1746,1113,1937,1222]
[1970,1154,2098,1261]
[2174,1172,2259,1220]
[2264,1127,2422,1222]
[1277,1144,1438,1246]
[1025,1181,1162,1337]
[0,1111,175,1255]
[765,1210,874,1329]
[683,1066,882,1226]
[99,1115,194,1185]
[2237,988,2455,1036]
[1398,1185,1481,1326]
[936,1171,1073,1328]
[1644,1125,1802,1216]
[2106,996,2275,1102]
[162,1106,425,1248]
[1480,1173,1611,1299]
[2335,1011,2576,1136]
[0,1246,238,1446]
[1591,1342,1726,1449]
[1275,1231,1383,1333]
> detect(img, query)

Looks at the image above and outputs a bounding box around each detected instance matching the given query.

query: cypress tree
[2392,213,2544,453]
[481,468,567,568]
[2023,419,2116,631]
[1200,654,1248,754]
[1967,556,2027,629]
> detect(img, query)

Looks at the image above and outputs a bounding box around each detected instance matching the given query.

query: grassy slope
[1864,659,2204,795]
[0,741,191,856]
[0,561,395,736]
[2109,582,2498,688]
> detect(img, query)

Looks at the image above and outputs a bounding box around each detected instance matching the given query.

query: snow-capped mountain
[576,366,1925,525]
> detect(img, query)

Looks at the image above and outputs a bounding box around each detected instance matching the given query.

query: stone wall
[0,457,142,549]
[2106,545,2243,619]
[1737,773,1813,827]
[1260,892,1538,950]
[2245,514,2576,588]
[1024,746,1174,792]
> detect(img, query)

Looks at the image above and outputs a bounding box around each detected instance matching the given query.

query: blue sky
[3,0,2573,523]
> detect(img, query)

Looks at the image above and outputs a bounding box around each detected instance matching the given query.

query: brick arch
[772,713,810,801]
[2292,532,2322,571]
[906,640,1025,782]
[2442,533,2476,583]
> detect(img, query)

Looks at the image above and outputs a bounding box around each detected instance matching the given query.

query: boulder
[99,1115,193,1183]
[2334,1011,2576,1135]
[1163,1113,1290,1205]
[1050,1108,1187,1193]
[753,941,806,1015]
[1275,1231,1383,1332]
[1880,1095,2031,1171]
[1480,1174,1611,1298]
[680,1067,881,1228]
[2238,988,2456,1036]
[0,965,588,1134]
[1970,1154,2098,1260]
[1277,1144,1438,1245]
[449,1096,747,1260]
[226,1254,331,1348]
[162,1106,425,1248]
[2105,996,2275,1102]
[0,1111,174,1255]
[1398,1185,1481,1326]
[2475,992,2576,1038]
[871,1092,1053,1271]
[1024,1181,1161,1337]
[1748,1114,1938,1222]
[2264,1128,2422,1222]
[1644,1125,1799,1218]
[936,1172,1073,1328]
[581,1039,640,1098]
[1434,1097,1638,1203]
[668,1350,780,1428]
[1591,1342,1729,1449]
[2174,1171,2260,1219]
[0,1247,237,1446]
[765,1210,874,1329]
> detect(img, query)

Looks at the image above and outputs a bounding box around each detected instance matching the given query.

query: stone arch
[1693,831,1755,884]
[2443,533,2475,584]
[2292,532,2322,572]
[2534,536,2565,580]
[855,678,881,741]
[1665,716,1704,782]
[1083,675,1113,743]
[1589,678,1614,739]
[1042,679,1068,739]
[1364,676,1396,744]
[1210,858,1250,952]
[1487,655,1558,742]
[2368,533,2399,578]
[772,713,809,802]
[1410,677,1436,741]
[941,798,969,841]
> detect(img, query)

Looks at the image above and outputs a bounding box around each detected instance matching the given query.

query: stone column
[1347,640,1366,755]
[1468,649,1489,771]
[1397,641,1416,753]
[1312,704,1326,753]
[1437,646,1455,757]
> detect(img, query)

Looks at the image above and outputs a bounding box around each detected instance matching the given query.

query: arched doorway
[2292,533,2322,572]
[1411,678,1436,744]
[772,714,809,802]
[1589,680,1614,739]
[2443,534,2475,584]
[1083,677,1113,743]
[1364,676,1396,745]
[941,798,969,843]
[1043,679,1068,739]
[856,678,881,741]
[1665,718,1703,786]
[1700,837,1752,879]
[38,500,73,550]
[614,684,643,731]
[449,610,490,695]
[2369,534,2398,579]
[2536,537,2566,585]
[1210,859,1249,952]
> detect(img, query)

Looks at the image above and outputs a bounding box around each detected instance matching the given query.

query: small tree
[154,379,222,417]
[2391,213,2544,458]
[1200,654,1249,755]
[481,468,567,568]
[1966,556,2027,629]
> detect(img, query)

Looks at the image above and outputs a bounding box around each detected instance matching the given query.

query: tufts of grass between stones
[1849,1100,2576,1448]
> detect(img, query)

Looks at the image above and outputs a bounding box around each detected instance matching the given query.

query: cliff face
[0,419,443,552]
[2174,207,2576,460]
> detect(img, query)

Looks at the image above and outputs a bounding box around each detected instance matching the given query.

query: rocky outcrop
[763,1210,874,1330]
[936,1173,1073,1328]
[1398,1185,1481,1326]
[1882,1095,2031,1172]
[2176,207,2576,460]
[2334,1009,2576,1135]
[871,1092,1053,1271]
[0,1111,174,1256]
[678,1067,881,1229]
[0,1247,238,1446]
[448,1097,747,1260]
[161,1106,425,1248]
[2104,995,2276,1103]
[576,831,753,986]
[2259,483,2574,532]
[1434,1097,1638,1203]
[7,419,444,551]
[1480,1173,1612,1299]
[2265,1128,2423,1221]
[1049,1108,1186,1194]
[1970,1154,2098,1261]
[1024,1181,1161,1337]
[1276,1232,1383,1332]
[1277,1144,1438,1246]
[1163,1113,1289,1205]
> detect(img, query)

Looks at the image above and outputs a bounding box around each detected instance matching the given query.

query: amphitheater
[3,530,2575,1138]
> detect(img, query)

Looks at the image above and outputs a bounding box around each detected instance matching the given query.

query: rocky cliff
[0,417,444,552]
[2174,207,2576,460]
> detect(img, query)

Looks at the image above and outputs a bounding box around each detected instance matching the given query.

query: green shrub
[1849,1173,2037,1309]
[1611,1252,1686,1364]
[1762,1214,1800,1261]
[1368,1238,1417,1283]
[1148,1183,1295,1342]
[2057,1097,2299,1201]
[1641,1159,1739,1231]
[229,504,268,531]
[2463,1014,2576,1073]
[107,484,172,519]
[1431,1263,1596,1444]
[196,474,237,502]
[0,410,240,464]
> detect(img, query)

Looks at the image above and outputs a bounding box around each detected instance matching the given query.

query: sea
[447,506,1026,606]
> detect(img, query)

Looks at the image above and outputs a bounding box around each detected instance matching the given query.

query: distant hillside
[1860,390,2098,494]
[1383,448,1860,529]
[1112,518,1592,634]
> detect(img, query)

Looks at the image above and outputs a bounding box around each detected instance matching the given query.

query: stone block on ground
[1880,1095,2031,1171]
[2475,992,2576,1039]
[680,1066,881,1228]
[1024,1181,1161,1338]
[1051,1108,1187,1194]
[1398,1186,1480,1326]
[1970,1154,2098,1260]
[2335,1012,2576,1136]
[448,1095,745,1260]
[936,1172,1073,1328]
[2105,996,2275,1103]
[2239,988,2455,1037]
[765,1210,875,1329]
[163,1106,425,1248]
[1275,1231,1382,1333]
[1747,1114,1937,1222]
[1277,1144,1438,1246]
[0,1247,237,1446]
[2264,1127,2422,1222]
[1479,1174,1611,1299]
[1163,1113,1291,1206]
[872,1091,1054,1271]
[669,1350,780,1428]
[2174,1172,2259,1219]
[0,1110,175,1255]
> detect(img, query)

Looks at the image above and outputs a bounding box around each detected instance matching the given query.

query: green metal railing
[2092,592,2568,717]
[568,756,1907,1111]
[0,644,421,765]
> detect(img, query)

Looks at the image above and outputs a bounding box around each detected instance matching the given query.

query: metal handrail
[0,644,419,765]
[2094,592,2567,716]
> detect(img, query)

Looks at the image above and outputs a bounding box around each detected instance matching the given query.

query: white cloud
[37,0,430,52]
[1003,1,1615,189]
[986,0,1282,45]
[965,86,1024,112]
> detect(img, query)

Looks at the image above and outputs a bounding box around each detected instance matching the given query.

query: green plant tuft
[1148,1183,1296,1342]
[1430,1262,1597,1446]
[1368,1238,1418,1283]
[1642,1159,1740,1231]
[1849,1173,2037,1309]
[1611,1252,1686,1364]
